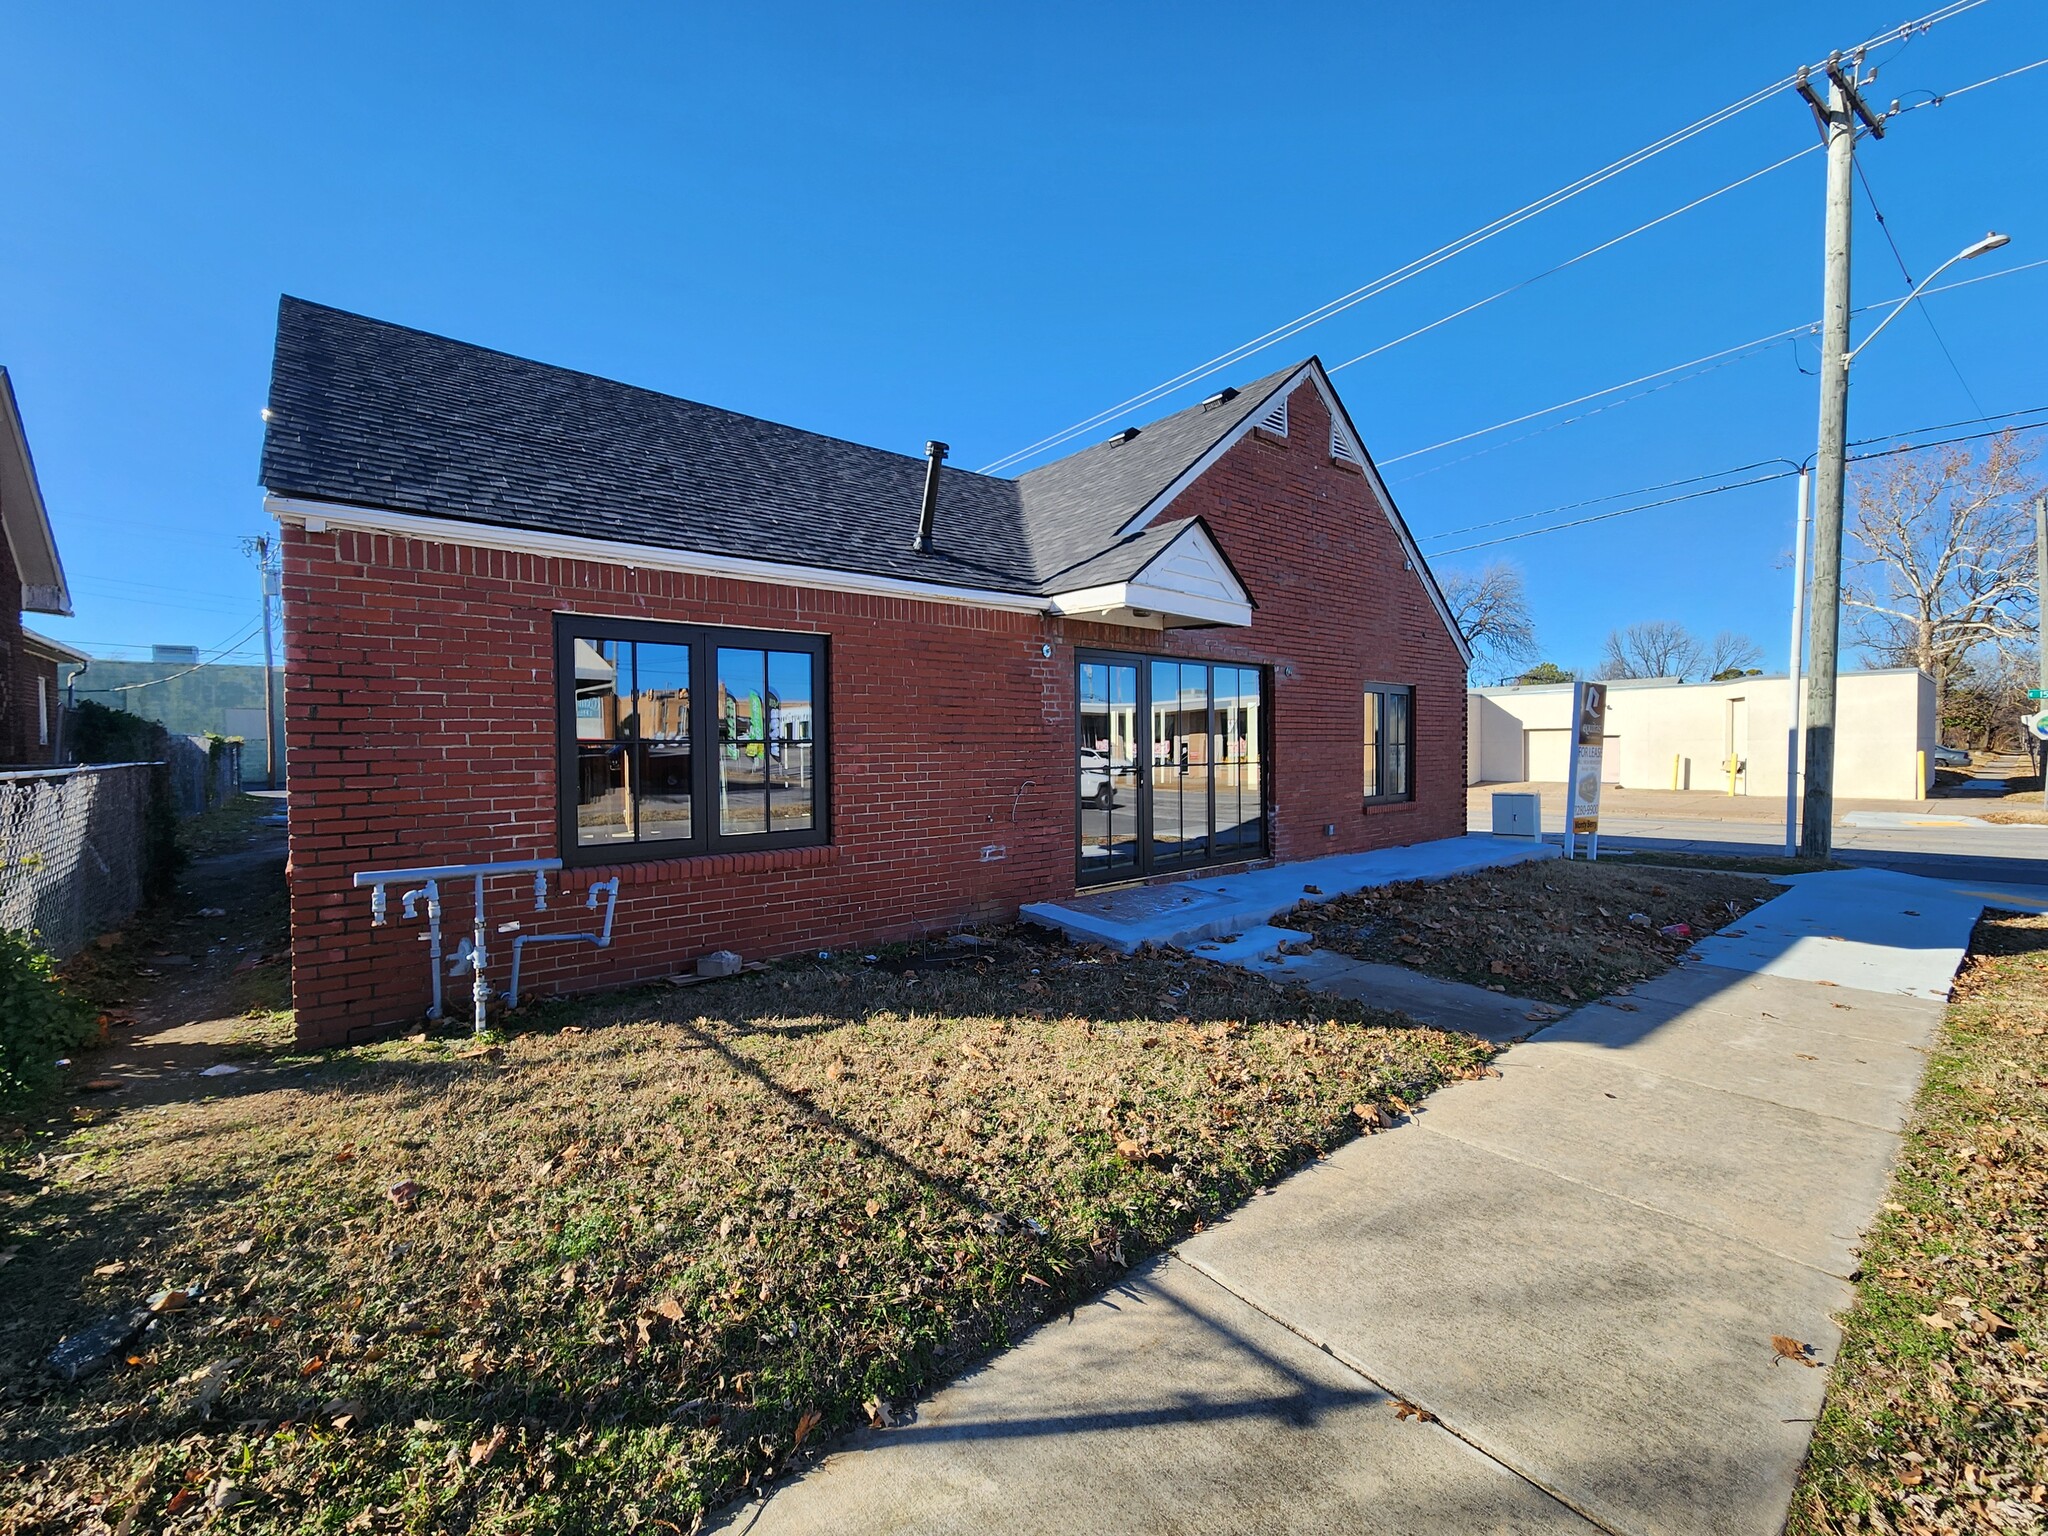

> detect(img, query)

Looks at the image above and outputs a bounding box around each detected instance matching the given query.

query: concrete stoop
[1021,834,1556,957]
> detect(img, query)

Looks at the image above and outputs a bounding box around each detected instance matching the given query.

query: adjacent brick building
[262,299,1471,1045]
[0,367,77,767]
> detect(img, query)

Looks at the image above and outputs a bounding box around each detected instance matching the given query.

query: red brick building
[262,299,1470,1045]
[0,367,78,767]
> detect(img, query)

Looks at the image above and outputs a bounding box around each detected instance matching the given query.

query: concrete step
[1183,925,1313,965]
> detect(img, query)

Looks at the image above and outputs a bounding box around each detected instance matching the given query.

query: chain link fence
[0,763,156,958]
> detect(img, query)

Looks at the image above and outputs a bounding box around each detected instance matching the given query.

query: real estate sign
[1566,681,1608,858]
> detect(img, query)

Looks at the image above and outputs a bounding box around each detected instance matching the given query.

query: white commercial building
[1467,669,1937,801]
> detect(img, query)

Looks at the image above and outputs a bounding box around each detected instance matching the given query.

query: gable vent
[1330,425,1363,467]
[1256,396,1289,438]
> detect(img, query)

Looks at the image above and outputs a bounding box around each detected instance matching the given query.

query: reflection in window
[572,637,691,848]
[1364,683,1414,803]
[717,647,816,837]
[559,620,824,860]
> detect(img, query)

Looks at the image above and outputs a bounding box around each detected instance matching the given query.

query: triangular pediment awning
[1045,518,1251,629]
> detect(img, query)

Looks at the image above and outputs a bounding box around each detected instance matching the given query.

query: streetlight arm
[1848,233,2010,363]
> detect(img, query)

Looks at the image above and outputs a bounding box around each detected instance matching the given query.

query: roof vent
[1102,426,1141,447]
[1330,424,1363,467]
[912,440,948,553]
[1200,386,1240,410]
[1257,396,1289,438]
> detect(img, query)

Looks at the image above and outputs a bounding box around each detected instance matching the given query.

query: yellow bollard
[1917,749,1927,800]
[1727,756,1738,796]
[1672,754,1681,791]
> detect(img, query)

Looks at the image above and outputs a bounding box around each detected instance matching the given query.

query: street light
[1845,233,2010,364]
[1797,229,2012,861]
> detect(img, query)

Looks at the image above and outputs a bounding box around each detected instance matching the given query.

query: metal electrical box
[1491,791,1542,840]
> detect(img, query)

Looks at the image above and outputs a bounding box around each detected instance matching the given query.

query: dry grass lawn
[1290,858,1777,1004]
[1788,909,2048,1535]
[1,931,1496,1534]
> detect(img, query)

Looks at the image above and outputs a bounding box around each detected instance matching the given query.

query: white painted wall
[1467,669,1935,801]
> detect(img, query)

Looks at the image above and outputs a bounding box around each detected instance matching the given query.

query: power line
[1424,409,2048,556]
[1893,54,2048,114]
[1851,158,1984,414]
[1324,142,1820,375]
[1378,258,2048,470]
[73,618,266,692]
[977,1,2000,474]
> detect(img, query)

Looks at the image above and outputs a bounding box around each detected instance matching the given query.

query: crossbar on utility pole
[1800,68,1860,861]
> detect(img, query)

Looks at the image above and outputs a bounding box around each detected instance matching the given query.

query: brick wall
[0,527,59,767]
[281,377,1467,1044]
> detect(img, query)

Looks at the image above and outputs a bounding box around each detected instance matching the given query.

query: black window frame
[554,614,830,866]
[1362,682,1415,806]
[1074,648,1270,887]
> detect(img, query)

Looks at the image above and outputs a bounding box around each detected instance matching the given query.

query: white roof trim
[0,370,72,618]
[266,496,1059,616]
[20,627,89,665]
[1047,520,1253,629]
[1114,361,1471,668]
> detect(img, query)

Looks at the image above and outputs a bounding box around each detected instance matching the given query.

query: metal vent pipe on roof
[913,440,948,552]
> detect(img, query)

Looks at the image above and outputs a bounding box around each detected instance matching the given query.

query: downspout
[58,659,87,765]
[912,440,948,553]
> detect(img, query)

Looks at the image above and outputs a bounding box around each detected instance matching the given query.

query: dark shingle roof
[259,298,1305,596]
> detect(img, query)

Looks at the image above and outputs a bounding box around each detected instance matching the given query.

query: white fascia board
[1116,361,1472,669]
[0,373,72,617]
[1046,582,1251,628]
[266,496,1057,616]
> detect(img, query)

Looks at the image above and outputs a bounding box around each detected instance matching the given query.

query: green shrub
[0,929,98,1114]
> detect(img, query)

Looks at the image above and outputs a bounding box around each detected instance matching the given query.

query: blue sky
[3,1,2043,677]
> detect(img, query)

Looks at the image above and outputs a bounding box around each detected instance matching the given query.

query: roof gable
[0,369,71,617]
[1113,359,1471,667]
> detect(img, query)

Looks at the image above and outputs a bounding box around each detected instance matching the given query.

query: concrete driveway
[715,867,2043,1536]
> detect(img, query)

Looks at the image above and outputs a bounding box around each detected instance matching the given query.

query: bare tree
[1705,631,1763,680]
[1597,621,1702,681]
[1441,561,1538,682]
[1846,429,2043,725]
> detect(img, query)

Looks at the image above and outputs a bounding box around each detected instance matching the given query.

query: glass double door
[1076,652,1265,885]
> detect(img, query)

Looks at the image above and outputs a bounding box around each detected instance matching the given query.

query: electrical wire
[1892,55,2048,114]
[977,1,2002,474]
[1852,159,1984,414]
[1325,143,1820,375]
[1423,408,2048,556]
[74,618,267,692]
[1378,258,2048,470]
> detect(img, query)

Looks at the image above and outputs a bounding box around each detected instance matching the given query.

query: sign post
[1565,681,1608,860]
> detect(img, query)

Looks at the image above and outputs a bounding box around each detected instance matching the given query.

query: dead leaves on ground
[1771,1335,1822,1368]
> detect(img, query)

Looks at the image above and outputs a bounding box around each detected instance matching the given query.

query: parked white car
[1079,748,1117,808]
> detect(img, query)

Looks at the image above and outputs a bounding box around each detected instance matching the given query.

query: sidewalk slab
[1022,835,1556,954]
[1179,1130,1849,1536]
[1413,1042,1902,1276]
[1245,950,1549,1044]
[1685,867,1980,1001]
[1599,963,1944,1049]
[719,1255,1593,1536]
[1537,1001,1936,1131]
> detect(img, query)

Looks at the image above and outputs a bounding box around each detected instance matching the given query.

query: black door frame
[1074,648,1268,887]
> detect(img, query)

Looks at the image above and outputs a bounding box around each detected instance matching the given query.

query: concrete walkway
[1022,834,1556,956]
[718,868,2035,1536]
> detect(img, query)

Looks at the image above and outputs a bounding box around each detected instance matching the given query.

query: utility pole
[1783,467,1810,858]
[1795,54,1883,861]
[241,534,281,791]
[2037,495,2046,806]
